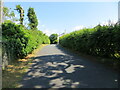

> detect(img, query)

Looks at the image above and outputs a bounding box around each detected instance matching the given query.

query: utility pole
[57,29,66,45]
[118,1,120,24]
[64,29,66,34]
[57,34,59,45]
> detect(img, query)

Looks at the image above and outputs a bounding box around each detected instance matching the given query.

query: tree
[3,7,9,18]
[15,5,24,25]
[3,7,18,22]
[27,7,38,30]
[49,34,58,44]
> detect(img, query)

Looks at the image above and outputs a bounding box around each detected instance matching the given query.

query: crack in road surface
[19,44,118,88]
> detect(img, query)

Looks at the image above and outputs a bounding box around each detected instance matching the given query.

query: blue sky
[4,2,118,36]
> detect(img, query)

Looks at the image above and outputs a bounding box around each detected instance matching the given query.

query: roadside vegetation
[2,5,50,66]
[2,44,47,88]
[2,3,120,88]
[2,21,50,60]
[60,23,120,70]
[49,34,58,44]
[2,5,50,88]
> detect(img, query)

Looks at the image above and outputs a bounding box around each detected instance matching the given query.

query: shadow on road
[19,45,118,88]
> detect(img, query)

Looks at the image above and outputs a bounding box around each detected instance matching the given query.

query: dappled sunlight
[65,64,85,73]
[7,65,14,68]
[24,54,34,59]
[6,69,12,72]
[51,70,63,74]
[71,82,80,88]
[114,79,118,82]
[18,59,28,62]
[49,77,80,88]
[44,73,58,78]
[46,62,58,67]
[19,45,118,88]
[19,54,84,88]
[49,77,67,88]
[34,85,42,88]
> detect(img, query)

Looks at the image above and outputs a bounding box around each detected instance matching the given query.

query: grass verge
[2,44,48,88]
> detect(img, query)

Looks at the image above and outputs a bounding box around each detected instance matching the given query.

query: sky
[4,1,119,36]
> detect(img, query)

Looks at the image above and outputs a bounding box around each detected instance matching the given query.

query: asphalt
[19,44,118,88]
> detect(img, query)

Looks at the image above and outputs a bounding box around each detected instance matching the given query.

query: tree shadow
[19,45,118,88]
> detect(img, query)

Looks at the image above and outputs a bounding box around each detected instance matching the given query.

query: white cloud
[37,20,60,36]
[73,25,85,31]
[43,29,53,36]
[112,19,118,24]
[100,19,118,26]
[37,20,46,31]
[38,25,53,36]
[37,24,45,30]
[42,28,61,36]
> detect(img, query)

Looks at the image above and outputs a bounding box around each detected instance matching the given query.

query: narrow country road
[19,44,118,88]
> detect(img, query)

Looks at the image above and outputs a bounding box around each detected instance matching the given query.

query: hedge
[60,24,120,59]
[2,20,50,59]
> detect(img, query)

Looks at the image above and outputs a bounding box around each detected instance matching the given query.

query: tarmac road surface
[19,44,118,88]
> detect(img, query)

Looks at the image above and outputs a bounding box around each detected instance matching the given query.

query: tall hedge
[60,24,120,59]
[2,21,50,59]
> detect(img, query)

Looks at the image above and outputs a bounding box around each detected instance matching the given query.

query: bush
[2,21,50,59]
[49,34,58,44]
[60,24,120,59]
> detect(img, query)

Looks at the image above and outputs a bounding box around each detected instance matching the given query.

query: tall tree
[3,7,9,18]
[3,7,18,22]
[15,5,24,25]
[27,7,38,30]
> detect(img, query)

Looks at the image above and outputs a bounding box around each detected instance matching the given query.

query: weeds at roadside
[2,44,47,88]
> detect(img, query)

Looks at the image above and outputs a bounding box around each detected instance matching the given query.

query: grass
[2,44,48,88]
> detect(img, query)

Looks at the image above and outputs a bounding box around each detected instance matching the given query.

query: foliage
[15,5,24,25]
[2,21,50,59]
[2,57,33,88]
[3,7,18,22]
[3,7,9,17]
[27,7,38,30]
[2,44,46,88]
[49,34,58,44]
[60,24,120,59]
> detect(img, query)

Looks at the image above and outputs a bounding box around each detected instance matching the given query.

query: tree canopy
[27,7,38,30]
[3,7,17,22]
[15,5,24,25]
[49,34,58,44]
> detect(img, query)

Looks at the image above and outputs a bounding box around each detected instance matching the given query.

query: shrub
[2,21,50,60]
[49,34,58,44]
[60,24,120,59]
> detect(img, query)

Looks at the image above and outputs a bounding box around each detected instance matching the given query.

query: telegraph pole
[57,34,59,45]
[118,1,120,24]
[57,29,66,45]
